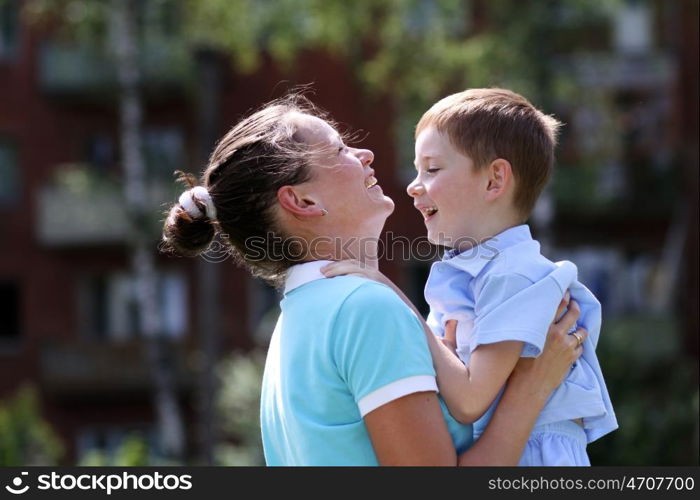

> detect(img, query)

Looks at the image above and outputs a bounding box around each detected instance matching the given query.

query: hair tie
[178,186,217,220]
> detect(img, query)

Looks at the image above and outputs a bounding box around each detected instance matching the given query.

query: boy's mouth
[417,205,438,221]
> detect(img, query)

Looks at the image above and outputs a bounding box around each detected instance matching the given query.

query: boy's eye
[426,167,439,174]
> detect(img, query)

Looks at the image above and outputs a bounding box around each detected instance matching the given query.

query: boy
[324,88,617,465]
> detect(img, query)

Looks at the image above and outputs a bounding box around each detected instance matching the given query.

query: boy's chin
[427,232,447,247]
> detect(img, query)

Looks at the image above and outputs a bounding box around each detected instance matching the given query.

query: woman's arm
[364,391,457,465]
[361,300,585,466]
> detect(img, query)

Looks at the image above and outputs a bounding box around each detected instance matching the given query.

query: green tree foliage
[589,316,699,465]
[27,0,616,109]
[78,433,151,466]
[0,385,64,466]
[215,350,266,466]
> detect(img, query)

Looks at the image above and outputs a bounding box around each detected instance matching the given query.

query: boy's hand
[320,260,391,287]
[442,320,458,356]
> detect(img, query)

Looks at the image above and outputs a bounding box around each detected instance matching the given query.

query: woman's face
[296,114,395,239]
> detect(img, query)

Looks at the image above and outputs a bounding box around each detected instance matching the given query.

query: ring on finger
[571,331,584,347]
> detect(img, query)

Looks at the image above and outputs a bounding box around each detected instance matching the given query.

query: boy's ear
[484,158,513,202]
[277,185,324,218]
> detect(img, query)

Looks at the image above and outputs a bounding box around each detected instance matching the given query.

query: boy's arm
[445,328,524,423]
[441,272,562,422]
[458,300,583,465]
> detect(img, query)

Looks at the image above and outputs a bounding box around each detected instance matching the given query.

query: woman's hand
[508,292,586,399]
[321,259,392,287]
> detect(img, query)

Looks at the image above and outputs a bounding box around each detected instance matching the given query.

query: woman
[161,95,585,465]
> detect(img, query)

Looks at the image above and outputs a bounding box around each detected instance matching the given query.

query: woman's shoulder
[333,278,409,312]
[331,279,423,335]
[292,276,420,330]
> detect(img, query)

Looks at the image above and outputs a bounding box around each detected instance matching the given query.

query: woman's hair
[161,94,337,287]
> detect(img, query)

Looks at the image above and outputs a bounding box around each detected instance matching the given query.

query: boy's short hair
[415,88,562,218]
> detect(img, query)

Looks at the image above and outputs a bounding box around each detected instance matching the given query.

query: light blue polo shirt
[425,225,618,443]
[260,260,472,466]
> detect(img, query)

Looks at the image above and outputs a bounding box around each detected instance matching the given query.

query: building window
[143,127,185,183]
[613,0,653,55]
[0,281,20,344]
[79,271,188,341]
[85,134,116,173]
[0,137,19,205]
[0,0,19,60]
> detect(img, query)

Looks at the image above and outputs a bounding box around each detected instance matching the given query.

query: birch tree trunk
[111,0,185,461]
[194,48,223,465]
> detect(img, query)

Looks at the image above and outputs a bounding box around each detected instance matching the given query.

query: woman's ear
[277,185,325,218]
[484,158,513,202]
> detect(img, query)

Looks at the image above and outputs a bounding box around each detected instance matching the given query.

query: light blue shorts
[518,420,590,466]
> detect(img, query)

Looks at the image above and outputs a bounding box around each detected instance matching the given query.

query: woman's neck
[305,234,380,270]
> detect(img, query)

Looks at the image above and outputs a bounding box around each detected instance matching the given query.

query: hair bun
[161,202,216,257]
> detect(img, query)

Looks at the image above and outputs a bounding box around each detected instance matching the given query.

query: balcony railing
[38,38,194,97]
[36,165,176,246]
[40,339,192,397]
[571,52,673,89]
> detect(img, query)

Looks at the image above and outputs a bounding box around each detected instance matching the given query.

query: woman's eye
[426,168,439,174]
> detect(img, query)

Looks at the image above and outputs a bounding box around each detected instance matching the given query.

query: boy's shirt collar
[441,224,534,277]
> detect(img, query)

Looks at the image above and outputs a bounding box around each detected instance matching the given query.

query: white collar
[283,260,335,295]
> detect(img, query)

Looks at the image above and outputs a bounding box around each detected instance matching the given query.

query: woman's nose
[355,148,374,167]
[406,176,424,197]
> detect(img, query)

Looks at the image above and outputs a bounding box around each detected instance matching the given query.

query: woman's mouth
[365,176,383,193]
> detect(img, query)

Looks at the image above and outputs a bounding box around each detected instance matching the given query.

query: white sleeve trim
[357,375,438,417]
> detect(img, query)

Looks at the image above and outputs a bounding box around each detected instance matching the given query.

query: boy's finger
[320,263,336,276]
[320,261,339,272]
[444,319,458,343]
[322,262,367,277]
[321,263,354,277]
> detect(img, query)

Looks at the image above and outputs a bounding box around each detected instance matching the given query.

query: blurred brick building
[0,0,414,462]
[0,0,696,463]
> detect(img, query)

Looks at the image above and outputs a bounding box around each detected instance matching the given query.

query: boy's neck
[453,216,525,253]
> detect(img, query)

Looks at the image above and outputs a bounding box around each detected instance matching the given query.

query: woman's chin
[382,196,395,213]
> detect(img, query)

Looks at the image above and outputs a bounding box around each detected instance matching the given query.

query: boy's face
[408,126,491,249]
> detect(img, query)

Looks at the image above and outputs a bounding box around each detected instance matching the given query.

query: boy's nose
[406,176,424,198]
[355,148,374,167]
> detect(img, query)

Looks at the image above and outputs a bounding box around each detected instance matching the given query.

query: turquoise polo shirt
[260,260,472,466]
